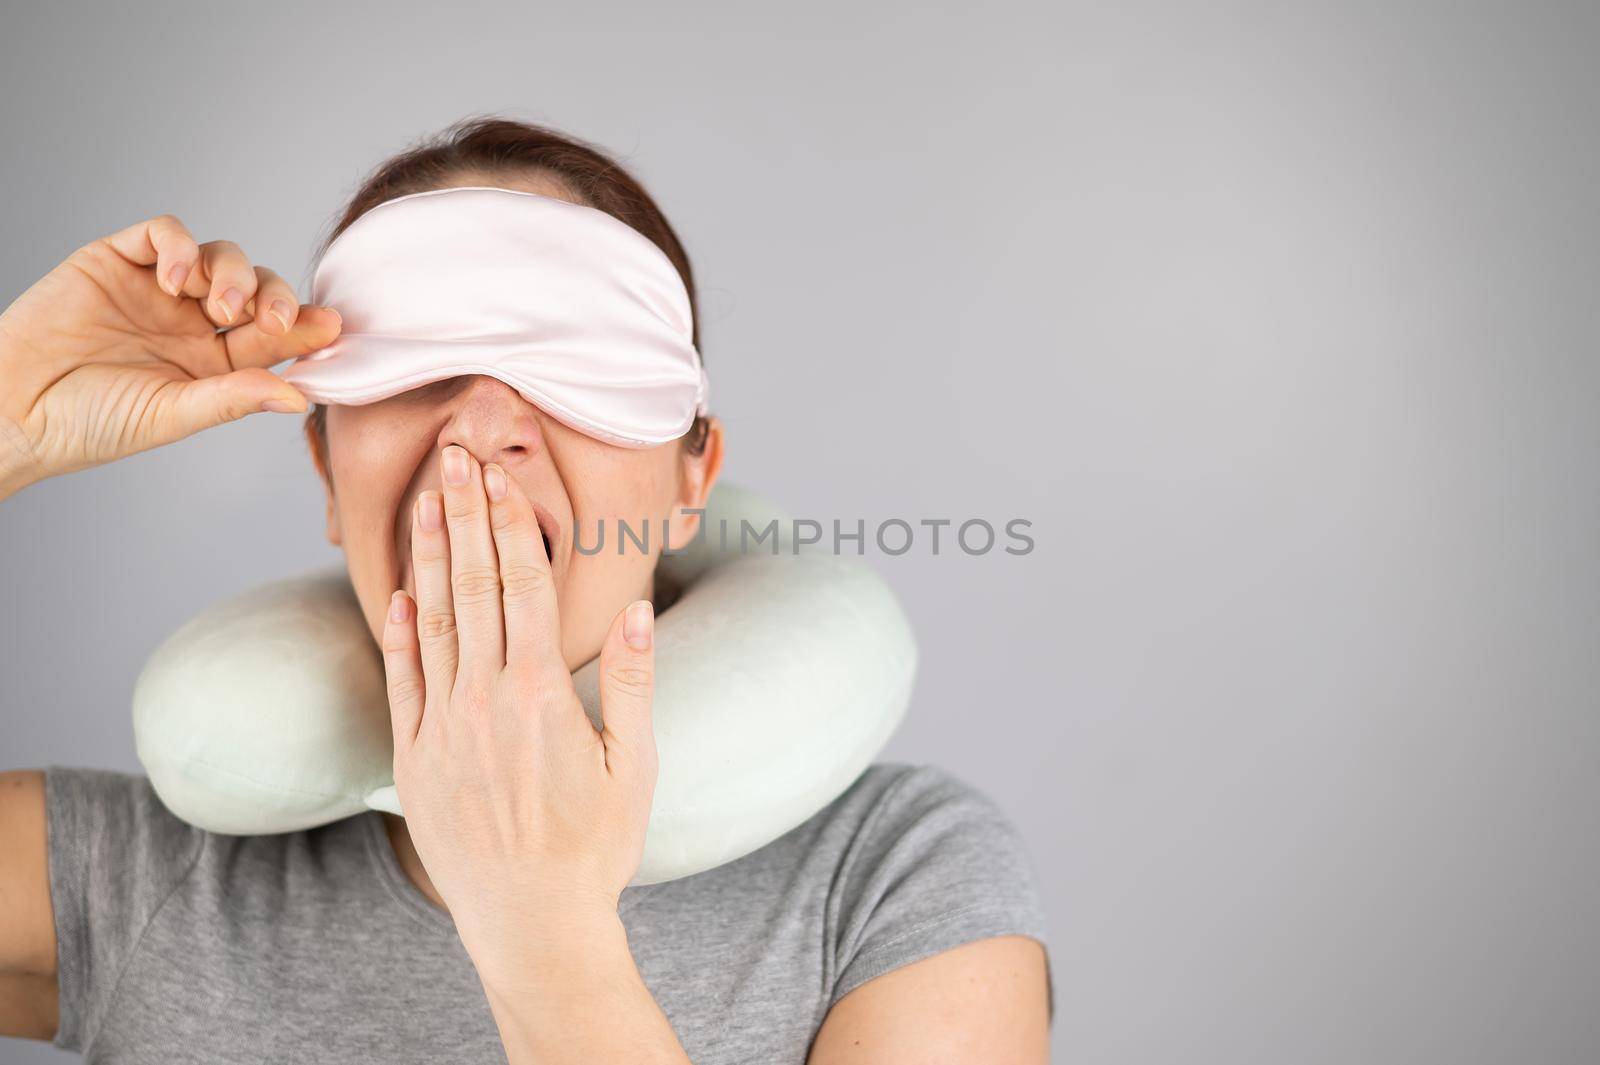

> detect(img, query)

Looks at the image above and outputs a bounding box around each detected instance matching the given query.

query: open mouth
[529,503,559,565]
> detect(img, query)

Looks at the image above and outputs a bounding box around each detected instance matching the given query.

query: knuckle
[452,566,502,603]
[604,663,654,699]
[386,675,426,709]
[489,496,526,530]
[413,532,447,560]
[499,559,548,601]
[444,491,481,521]
[418,607,457,640]
[149,215,193,246]
[457,681,493,717]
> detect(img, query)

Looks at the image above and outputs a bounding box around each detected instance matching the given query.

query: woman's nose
[436,374,545,471]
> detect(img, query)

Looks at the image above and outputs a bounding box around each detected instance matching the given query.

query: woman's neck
[382,812,450,912]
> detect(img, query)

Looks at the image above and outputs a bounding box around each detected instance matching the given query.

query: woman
[0,117,1054,1063]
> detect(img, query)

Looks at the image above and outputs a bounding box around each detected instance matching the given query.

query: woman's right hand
[0,213,342,498]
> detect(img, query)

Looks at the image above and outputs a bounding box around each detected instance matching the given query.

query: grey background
[2,2,1597,1062]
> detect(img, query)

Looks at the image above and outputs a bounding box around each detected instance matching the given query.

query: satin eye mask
[281,185,710,447]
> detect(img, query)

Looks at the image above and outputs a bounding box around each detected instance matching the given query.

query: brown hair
[303,114,710,477]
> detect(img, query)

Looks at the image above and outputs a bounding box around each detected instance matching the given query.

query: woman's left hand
[379,443,659,987]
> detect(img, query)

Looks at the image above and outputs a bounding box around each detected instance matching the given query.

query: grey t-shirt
[44,761,1054,1063]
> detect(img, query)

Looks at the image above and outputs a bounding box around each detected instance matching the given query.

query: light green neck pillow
[132,484,916,886]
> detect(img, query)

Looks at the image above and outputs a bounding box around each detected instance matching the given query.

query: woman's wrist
[0,414,43,501]
[466,902,631,998]
[473,907,690,1064]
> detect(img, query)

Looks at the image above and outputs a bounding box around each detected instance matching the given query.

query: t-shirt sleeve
[43,765,205,1053]
[826,763,1056,1023]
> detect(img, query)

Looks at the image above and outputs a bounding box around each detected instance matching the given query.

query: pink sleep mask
[281,185,710,448]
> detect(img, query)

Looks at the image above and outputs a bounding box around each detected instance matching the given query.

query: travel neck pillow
[133,482,918,886]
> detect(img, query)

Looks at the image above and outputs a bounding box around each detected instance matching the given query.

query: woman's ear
[302,413,343,547]
[666,415,724,550]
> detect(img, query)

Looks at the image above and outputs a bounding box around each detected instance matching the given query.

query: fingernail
[268,300,294,333]
[419,492,444,532]
[483,464,507,502]
[215,287,243,324]
[624,600,654,650]
[389,590,409,623]
[442,445,470,486]
[328,306,343,328]
[260,397,302,414]
[166,261,190,296]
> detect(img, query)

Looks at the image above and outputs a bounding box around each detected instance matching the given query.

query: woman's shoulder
[43,764,200,859]
[45,763,155,795]
[828,761,1041,873]
[814,761,1053,1014]
[41,764,365,877]
[797,760,1049,941]
[846,759,1012,802]
[43,764,209,1049]
[829,760,1032,842]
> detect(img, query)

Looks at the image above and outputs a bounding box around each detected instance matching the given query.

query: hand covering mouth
[395,490,561,595]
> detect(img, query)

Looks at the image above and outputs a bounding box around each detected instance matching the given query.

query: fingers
[213,261,343,377]
[412,489,460,705]
[100,212,345,374]
[482,461,565,680]
[222,298,344,375]
[244,266,300,335]
[381,590,425,749]
[439,445,507,680]
[596,600,658,777]
[105,221,265,328]
[211,261,343,379]
[100,214,199,297]
[159,367,310,434]
[185,239,260,328]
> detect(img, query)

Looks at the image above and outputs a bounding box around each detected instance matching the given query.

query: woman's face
[313,374,722,669]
